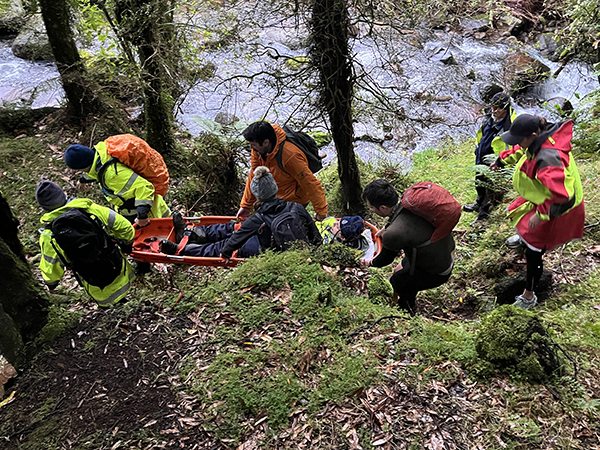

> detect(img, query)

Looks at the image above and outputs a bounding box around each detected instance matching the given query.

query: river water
[1,7,598,168]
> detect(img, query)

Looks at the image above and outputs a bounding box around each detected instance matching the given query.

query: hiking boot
[188,226,208,245]
[462,202,480,213]
[513,294,538,309]
[172,212,187,243]
[506,234,523,249]
[159,239,178,255]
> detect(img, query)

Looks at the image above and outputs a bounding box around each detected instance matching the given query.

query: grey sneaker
[506,234,523,249]
[513,294,538,309]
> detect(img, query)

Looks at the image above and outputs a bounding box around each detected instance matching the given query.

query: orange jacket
[240,124,328,216]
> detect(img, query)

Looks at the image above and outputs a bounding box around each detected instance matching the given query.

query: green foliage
[573,90,600,155]
[309,131,332,147]
[367,268,394,305]
[173,250,399,442]
[167,132,245,215]
[560,0,600,65]
[313,242,362,267]
[285,56,310,70]
[474,305,563,383]
[545,270,600,349]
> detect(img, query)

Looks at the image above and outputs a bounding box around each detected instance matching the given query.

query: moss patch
[474,305,563,383]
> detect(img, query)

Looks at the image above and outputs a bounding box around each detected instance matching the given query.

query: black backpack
[276,126,324,174]
[50,208,124,289]
[262,203,310,251]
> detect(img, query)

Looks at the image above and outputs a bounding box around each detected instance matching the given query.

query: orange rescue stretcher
[131,216,382,267]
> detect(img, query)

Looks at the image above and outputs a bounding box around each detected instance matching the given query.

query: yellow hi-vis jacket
[82,140,170,220]
[39,198,135,307]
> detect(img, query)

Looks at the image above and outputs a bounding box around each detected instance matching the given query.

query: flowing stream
[1,8,598,168]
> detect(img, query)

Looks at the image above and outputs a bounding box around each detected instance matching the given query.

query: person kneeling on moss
[159,166,321,259]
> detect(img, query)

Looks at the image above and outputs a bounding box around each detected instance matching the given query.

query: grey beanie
[36,181,67,211]
[250,166,278,202]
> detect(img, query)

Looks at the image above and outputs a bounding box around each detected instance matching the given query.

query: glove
[137,205,151,220]
[119,241,133,254]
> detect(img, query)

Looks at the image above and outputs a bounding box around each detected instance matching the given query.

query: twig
[552,341,579,376]
[559,243,573,285]
[77,380,97,408]
[347,315,404,340]
[584,222,600,229]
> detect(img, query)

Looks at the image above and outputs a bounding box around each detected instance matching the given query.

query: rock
[504,52,551,94]
[440,54,458,65]
[459,18,489,33]
[0,0,27,35]
[11,14,53,61]
[494,270,553,305]
[480,84,504,103]
[214,112,239,126]
[544,96,573,116]
[0,107,60,134]
[537,33,559,61]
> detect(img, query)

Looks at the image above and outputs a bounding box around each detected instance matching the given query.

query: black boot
[160,239,178,255]
[188,227,208,245]
[172,212,187,243]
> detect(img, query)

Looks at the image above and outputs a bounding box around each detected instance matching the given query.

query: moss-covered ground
[1,114,600,449]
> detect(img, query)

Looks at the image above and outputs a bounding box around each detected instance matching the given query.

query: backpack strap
[49,237,87,288]
[275,142,290,175]
[96,157,127,203]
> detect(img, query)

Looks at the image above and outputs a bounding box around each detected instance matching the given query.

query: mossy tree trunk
[0,193,49,368]
[113,0,177,156]
[310,0,364,215]
[38,0,103,121]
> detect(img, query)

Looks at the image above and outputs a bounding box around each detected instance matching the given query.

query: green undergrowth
[171,250,401,439]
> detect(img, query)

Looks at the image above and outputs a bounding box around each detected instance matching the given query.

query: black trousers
[525,247,545,292]
[389,257,452,313]
[474,174,502,220]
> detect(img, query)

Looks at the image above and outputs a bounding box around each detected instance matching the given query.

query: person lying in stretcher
[159,167,322,260]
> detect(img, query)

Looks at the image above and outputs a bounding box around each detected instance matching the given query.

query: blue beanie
[64,144,95,169]
[36,181,67,211]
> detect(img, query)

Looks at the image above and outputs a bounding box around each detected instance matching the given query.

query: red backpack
[401,182,461,243]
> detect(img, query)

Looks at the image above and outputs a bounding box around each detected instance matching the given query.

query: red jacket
[498,120,584,251]
[240,124,328,216]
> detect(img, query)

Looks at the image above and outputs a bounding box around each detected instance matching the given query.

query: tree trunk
[113,0,177,156]
[310,0,364,215]
[38,0,102,121]
[0,194,49,368]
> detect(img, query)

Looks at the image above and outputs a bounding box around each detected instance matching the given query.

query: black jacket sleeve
[300,207,322,246]
[221,215,263,258]
[370,246,398,267]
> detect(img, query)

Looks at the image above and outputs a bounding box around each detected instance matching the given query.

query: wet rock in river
[504,51,551,94]
[0,0,27,35]
[11,14,53,61]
